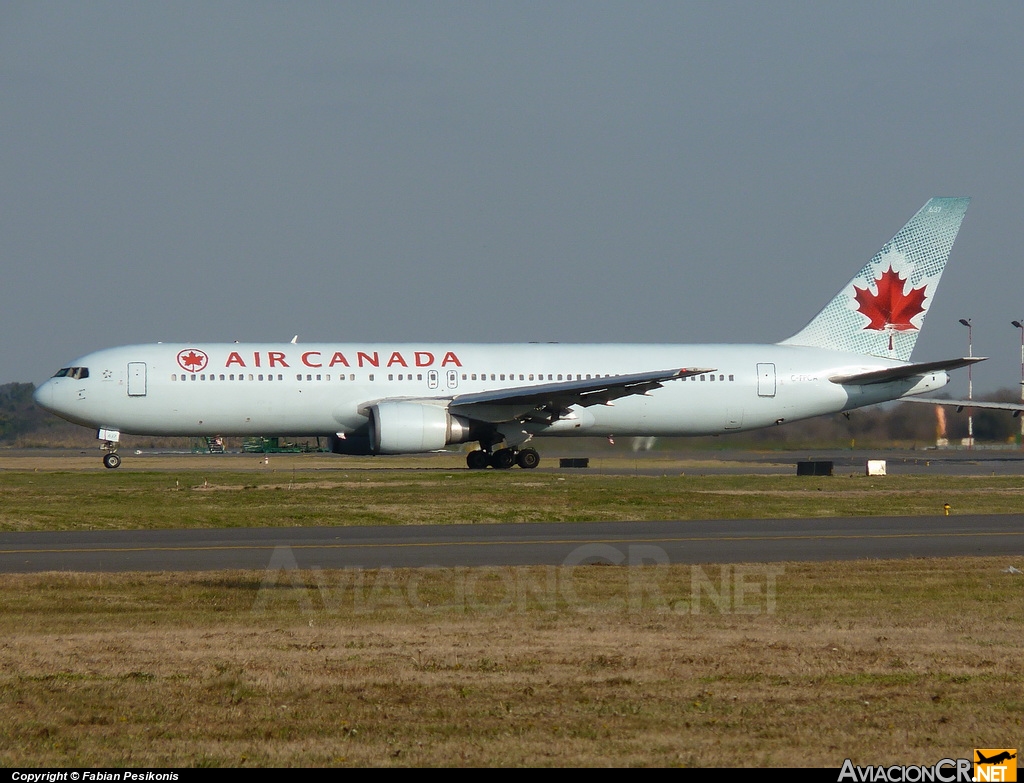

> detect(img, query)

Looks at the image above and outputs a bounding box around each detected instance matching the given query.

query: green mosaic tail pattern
[780,197,970,361]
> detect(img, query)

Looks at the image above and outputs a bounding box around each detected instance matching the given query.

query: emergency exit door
[127,362,147,396]
[756,363,776,397]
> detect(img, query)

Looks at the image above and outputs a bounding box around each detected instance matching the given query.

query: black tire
[103,453,122,469]
[489,448,516,470]
[466,450,490,470]
[516,448,540,469]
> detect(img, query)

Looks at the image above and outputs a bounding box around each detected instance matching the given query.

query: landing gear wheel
[466,450,490,470]
[489,448,516,470]
[102,453,122,470]
[516,448,540,469]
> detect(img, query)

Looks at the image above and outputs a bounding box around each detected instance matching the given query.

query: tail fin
[780,197,970,361]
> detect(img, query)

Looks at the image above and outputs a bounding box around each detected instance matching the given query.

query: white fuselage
[33,342,949,440]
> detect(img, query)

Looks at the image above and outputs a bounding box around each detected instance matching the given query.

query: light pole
[1013,320,1024,448]
[959,318,973,449]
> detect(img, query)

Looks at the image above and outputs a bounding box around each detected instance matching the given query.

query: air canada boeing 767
[35,197,979,469]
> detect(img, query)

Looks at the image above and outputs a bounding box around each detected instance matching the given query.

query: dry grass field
[0,560,1021,767]
[0,453,1022,766]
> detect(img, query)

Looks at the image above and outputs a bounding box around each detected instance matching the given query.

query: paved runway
[3,449,1022,573]
[1,515,1022,573]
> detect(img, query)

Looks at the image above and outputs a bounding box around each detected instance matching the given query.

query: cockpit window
[54,367,89,380]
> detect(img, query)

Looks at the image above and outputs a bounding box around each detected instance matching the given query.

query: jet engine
[330,402,474,455]
[370,401,473,454]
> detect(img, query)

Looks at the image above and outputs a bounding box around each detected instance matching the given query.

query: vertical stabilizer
[780,197,970,361]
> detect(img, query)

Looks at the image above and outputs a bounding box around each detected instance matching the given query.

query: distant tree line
[0,382,55,443]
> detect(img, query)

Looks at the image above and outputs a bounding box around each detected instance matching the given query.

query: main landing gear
[466,447,540,470]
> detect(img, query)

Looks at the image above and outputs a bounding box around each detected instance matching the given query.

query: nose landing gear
[98,428,122,469]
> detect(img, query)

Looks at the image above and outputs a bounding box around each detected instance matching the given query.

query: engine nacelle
[369,402,473,454]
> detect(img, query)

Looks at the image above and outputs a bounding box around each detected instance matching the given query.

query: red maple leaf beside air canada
[180,351,206,371]
[853,266,927,332]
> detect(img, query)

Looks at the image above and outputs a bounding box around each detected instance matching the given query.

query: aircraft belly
[574,376,849,436]
[775,379,848,423]
[579,387,736,436]
[93,385,360,437]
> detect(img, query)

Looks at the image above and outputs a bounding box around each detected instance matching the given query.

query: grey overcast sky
[3,2,1023,395]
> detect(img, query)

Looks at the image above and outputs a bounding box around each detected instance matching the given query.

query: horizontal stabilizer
[901,396,1024,414]
[829,357,984,386]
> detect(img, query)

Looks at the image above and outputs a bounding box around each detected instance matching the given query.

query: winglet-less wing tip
[678,367,717,379]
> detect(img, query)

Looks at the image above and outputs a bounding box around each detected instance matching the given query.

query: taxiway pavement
[2,515,1021,573]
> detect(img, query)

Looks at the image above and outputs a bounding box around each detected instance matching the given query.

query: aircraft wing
[900,397,1024,415]
[829,357,984,386]
[448,367,713,424]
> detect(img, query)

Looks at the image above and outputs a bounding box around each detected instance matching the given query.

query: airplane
[34,197,980,470]
[976,751,1016,766]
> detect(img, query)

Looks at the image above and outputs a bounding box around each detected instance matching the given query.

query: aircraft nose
[33,380,54,412]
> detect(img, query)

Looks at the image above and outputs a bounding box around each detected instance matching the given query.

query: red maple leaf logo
[177,349,208,372]
[853,267,927,332]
